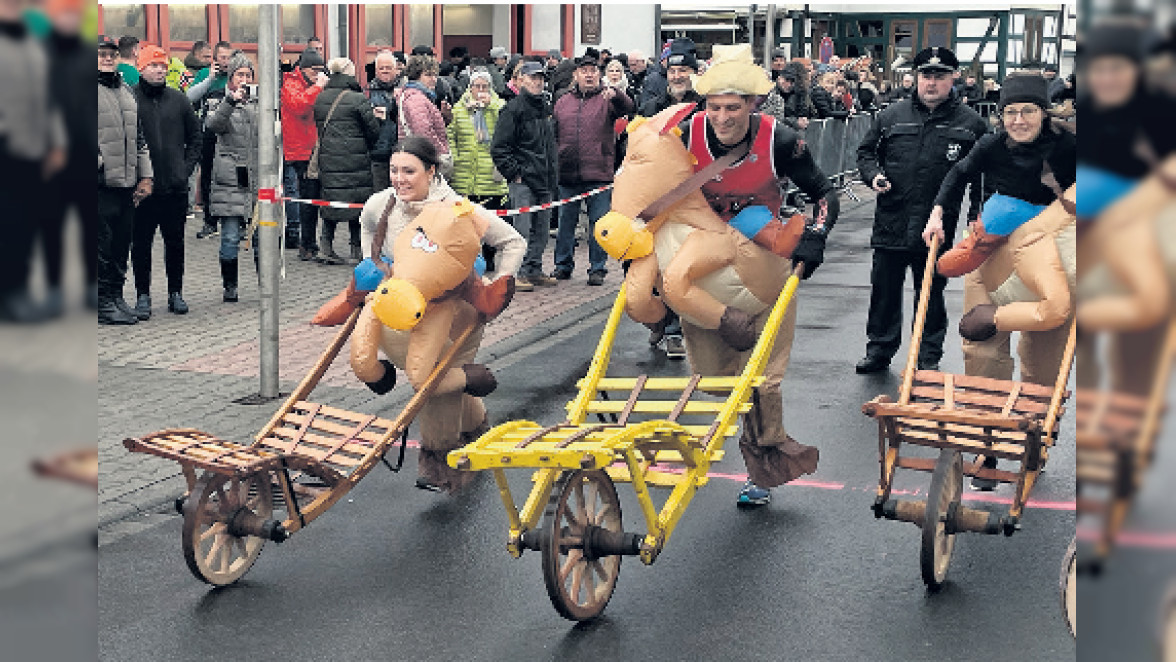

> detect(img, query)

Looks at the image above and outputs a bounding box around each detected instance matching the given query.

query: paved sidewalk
[98,212,621,524]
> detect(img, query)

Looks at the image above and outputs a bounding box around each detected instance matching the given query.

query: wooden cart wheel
[540,470,624,621]
[1060,536,1076,637]
[921,449,963,590]
[181,472,273,586]
[1160,581,1176,662]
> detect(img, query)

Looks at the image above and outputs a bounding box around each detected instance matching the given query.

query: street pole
[257,5,281,399]
[764,4,776,67]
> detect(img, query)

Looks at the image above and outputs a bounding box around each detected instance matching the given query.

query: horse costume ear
[659,103,696,135]
[453,198,476,218]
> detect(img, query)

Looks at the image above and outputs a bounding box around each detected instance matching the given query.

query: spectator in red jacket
[551,47,633,285]
[281,49,328,260]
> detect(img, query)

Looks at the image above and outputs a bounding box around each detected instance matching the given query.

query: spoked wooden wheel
[1159,582,1176,662]
[182,472,273,586]
[1060,536,1077,637]
[540,470,624,621]
[921,450,963,590]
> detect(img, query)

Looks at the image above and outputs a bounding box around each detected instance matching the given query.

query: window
[530,4,561,52]
[857,20,884,39]
[366,5,395,47]
[923,19,951,49]
[282,5,316,46]
[227,5,259,44]
[1023,15,1044,65]
[892,20,916,57]
[102,5,146,41]
[409,5,433,48]
[168,6,207,43]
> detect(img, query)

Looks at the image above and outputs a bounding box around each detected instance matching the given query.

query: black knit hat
[298,48,325,70]
[665,46,699,72]
[999,72,1049,108]
[1082,18,1149,63]
[576,47,601,68]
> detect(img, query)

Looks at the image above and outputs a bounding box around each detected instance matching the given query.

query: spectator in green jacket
[447,68,509,270]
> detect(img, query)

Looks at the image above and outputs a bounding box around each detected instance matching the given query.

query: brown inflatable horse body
[350,199,512,492]
[594,103,801,350]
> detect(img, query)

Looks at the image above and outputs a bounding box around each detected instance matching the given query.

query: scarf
[464,95,491,144]
[405,80,436,102]
[98,70,121,88]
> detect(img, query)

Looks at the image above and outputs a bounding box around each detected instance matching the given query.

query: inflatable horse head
[371,199,490,330]
[595,103,708,261]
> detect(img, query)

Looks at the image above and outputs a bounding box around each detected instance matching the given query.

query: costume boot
[937,220,1009,277]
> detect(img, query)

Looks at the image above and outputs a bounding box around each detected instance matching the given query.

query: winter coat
[314,74,380,222]
[553,84,633,185]
[810,86,848,120]
[446,88,508,198]
[280,68,323,162]
[0,24,63,163]
[48,30,92,176]
[133,80,201,194]
[934,124,1077,211]
[638,87,704,118]
[397,83,450,156]
[490,89,558,195]
[366,76,400,161]
[856,91,988,250]
[206,93,257,218]
[98,73,152,188]
[487,62,506,96]
[759,87,813,130]
[639,63,667,108]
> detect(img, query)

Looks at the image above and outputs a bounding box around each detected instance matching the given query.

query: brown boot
[937,220,1008,277]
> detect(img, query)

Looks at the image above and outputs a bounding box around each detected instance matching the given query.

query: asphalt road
[97,216,1082,661]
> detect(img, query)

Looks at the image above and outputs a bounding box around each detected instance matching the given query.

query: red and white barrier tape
[258,184,613,217]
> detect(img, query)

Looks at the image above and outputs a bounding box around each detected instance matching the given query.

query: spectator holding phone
[206,53,258,303]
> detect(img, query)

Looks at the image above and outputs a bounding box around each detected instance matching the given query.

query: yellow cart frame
[448,268,802,620]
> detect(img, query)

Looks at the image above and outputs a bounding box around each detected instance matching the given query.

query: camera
[245,84,258,99]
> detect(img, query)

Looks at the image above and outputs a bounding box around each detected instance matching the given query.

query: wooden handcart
[862,236,1076,590]
[1065,317,1176,638]
[446,267,803,621]
[123,307,474,586]
[32,447,98,490]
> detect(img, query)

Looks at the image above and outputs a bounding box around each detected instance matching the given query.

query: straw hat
[693,43,772,96]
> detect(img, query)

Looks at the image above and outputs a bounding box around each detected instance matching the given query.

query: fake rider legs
[680,297,818,506]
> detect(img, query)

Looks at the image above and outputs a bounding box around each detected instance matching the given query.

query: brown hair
[405,55,439,81]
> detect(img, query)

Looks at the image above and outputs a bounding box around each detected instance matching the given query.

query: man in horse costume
[597,44,841,506]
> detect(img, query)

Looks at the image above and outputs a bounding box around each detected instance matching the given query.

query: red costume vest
[688,112,782,222]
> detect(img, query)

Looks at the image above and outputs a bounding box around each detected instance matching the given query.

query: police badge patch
[946,143,961,161]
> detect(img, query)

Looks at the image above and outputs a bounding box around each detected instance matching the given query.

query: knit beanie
[999,72,1049,108]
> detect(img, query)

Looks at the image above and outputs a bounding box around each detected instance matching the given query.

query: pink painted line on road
[962,492,1076,511]
[1077,526,1176,550]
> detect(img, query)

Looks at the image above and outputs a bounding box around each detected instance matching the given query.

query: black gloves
[791,230,826,280]
[364,359,397,395]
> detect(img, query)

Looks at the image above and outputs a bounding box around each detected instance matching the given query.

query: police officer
[854,47,987,373]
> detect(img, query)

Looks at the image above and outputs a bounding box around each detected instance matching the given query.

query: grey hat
[517,60,545,77]
[547,49,562,60]
[489,46,508,60]
[227,52,254,77]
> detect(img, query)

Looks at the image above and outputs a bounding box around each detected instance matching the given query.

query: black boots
[318,223,344,265]
[97,288,137,325]
[134,293,152,320]
[168,292,189,314]
[221,259,239,302]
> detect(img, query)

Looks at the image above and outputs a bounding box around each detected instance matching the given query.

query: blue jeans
[555,183,611,276]
[219,216,243,261]
[508,182,551,278]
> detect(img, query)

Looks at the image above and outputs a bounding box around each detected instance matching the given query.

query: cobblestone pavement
[99,210,621,523]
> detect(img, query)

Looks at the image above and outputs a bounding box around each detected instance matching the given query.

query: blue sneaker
[737,479,771,507]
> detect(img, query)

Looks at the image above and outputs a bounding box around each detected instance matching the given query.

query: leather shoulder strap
[638,141,750,222]
[369,192,400,263]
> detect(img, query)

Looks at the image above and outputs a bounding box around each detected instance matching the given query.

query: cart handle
[900,235,939,405]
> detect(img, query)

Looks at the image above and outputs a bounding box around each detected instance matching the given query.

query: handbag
[306,91,346,180]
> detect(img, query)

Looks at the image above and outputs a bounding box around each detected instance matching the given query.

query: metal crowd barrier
[784,114,875,203]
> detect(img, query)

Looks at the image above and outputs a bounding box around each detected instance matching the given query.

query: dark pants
[199,130,216,226]
[555,182,611,276]
[41,165,98,288]
[132,191,187,294]
[465,192,508,271]
[97,186,136,300]
[865,247,947,366]
[371,158,390,193]
[0,156,43,296]
[283,160,319,251]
